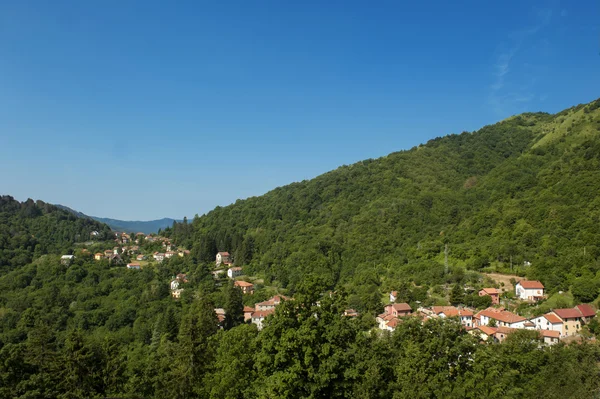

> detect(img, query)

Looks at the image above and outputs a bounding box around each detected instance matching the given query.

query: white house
[127,263,141,270]
[216,251,232,266]
[515,280,545,301]
[475,308,527,328]
[530,313,563,333]
[60,255,75,265]
[389,291,398,303]
[227,267,243,279]
[251,309,274,330]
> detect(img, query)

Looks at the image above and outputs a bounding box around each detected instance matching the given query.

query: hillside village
[61,232,600,347]
[158,249,597,345]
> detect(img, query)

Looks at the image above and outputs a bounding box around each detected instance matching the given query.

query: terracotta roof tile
[518,280,544,289]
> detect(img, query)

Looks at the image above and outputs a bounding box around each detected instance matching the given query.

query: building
[470,325,498,341]
[244,306,255,322]
[515,280,545,301]
[478,288,500,305]
[61,255,75,265]
[255,295,288,311]
[94,253,104,261]
[251,309,274,330]
[165,251,176,259]
[227,267,243,279]
[474,308,527,328]
[376,312,400,331]
[431,306,474,327]
[530,313,563,334]
[127,263,141,270]
[389,291,398,303]
[494,326,516,343]
[575,304,596,323]
[344,309,359,317]
[104,250,114,257]
[551,308,584,337]
[234,280,255,294]
[384,303,412,317]
[136,254,146,261]
[154,253,165,262]
[216,251,231,266]
[539,329,560,345]
[171,288,184,299]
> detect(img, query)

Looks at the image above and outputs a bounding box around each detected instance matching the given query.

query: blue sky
[0,1,598,220]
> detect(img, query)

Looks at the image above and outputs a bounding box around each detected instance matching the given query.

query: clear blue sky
[0,1,598,220]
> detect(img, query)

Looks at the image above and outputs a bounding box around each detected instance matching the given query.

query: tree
[223,281,244,330]
[449,284,464,306]
[59,329,98,398]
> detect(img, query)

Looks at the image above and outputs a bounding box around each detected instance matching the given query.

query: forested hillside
[166,99,600,295]
[0,196,112,273]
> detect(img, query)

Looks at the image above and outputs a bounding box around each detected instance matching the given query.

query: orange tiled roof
[518,280,544,289]
[477,308,526,324]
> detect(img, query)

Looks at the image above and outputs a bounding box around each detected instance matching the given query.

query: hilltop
[165,98,600,296]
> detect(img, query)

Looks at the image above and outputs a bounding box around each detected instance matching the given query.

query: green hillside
[0,196,112,273]
[166,99,600,295]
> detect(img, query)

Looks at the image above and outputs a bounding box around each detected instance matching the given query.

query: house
[94,253,104,261]
[515,280,545,301]
[551,308,585,337]
[127,263,141,270]
[470,325,498,341]
[104,250,114,257]
[474,307,527,328]
[215,308,226,328]
[107,254,123,265]
[539,329,560,345]
[478,288,500,305]
[60,255,75,265]
[431,306,474,327]
[389,291,398,303]
[234,280,255,294]
[165,251,176,259]
[216,251,231,266]
[90,230,100,237]
[170,279,180,290]
[575,304,596,323]
[154,253,165,262]
[172,288,184,299]
[344,309,359,317]
[227,267,243,279]
[244,306,255,322]
[255,295,288,311]
[494,326,516,343]
[136,254,146,261]
[113,247,120,255]
[530,313,563,334]
[251,309,274,330]
[376,313,400,331]
[384,303,412,317]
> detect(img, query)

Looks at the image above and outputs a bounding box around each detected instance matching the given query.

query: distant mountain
[54,205,179,234]
[91,217,179,234]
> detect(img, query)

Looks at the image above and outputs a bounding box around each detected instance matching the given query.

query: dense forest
[0,196,112,274]
[2,100,600,398]
[165,98,600,299]
[0,257,598,399]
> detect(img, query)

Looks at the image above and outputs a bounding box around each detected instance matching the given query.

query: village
[62,240,598,346]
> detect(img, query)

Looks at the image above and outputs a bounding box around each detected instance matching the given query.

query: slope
[0,196,112,273]
[165,99,600,294]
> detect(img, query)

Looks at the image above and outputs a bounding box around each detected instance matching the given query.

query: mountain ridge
[54,204,180,234]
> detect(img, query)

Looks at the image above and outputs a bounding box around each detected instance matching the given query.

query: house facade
[478,288,500,304]
[515,280,545,301]
[234,280,255,294]
[227,267,243,279]
[475,308,526,328]
[216,251,231,266]
[384,303,412,317]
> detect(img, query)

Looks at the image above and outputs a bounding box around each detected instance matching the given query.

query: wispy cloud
[488,8,554,115]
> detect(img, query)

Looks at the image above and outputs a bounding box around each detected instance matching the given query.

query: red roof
[229,266,242,271]
[477,308,526,324]
[553,308,584,320]
[480,288,499,295]
[477,325,498,336]
[543,313,562,324]
[387,318,400,328]
[252,309,275,318]
[389,303,412,312]
[234,281,254,287]
[243,306,255,313]
[576,304,596,318]
[218,251,230,256]
[518,280,545,289]
[432,306,474,317]
[539,330,560,338]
